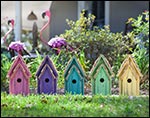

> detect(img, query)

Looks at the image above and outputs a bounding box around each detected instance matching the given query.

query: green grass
[1,92,149,117]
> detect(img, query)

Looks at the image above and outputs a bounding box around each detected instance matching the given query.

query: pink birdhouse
[7,54,31,95]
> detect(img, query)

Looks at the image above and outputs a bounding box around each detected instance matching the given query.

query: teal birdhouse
[90,54,113,95]
[64,56,86,95]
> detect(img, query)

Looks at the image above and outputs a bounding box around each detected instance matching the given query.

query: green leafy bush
[26,50,43,91]
[50,50,73,89]
[59,10,133,69]
[1,54,12,92]
[127,10,149,52]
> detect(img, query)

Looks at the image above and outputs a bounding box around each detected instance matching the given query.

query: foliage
[1,54,13,92]
[50,50,73,88]
[74,48,91,74]
[60,9,96,42]
[26,50,43,90]
[59,9,134,69]
[127,10,149,53]
[1,92,149,117]
[1,47,12,60]
[132,47,149,76]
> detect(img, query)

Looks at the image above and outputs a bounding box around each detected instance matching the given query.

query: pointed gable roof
[117,54,143,78]
[7,54,31,78]
[38,64,56,79]
[64,56,86,78]
[90,54,113,77]
[93,64,112,80]
[10,63,31,79]
[65,65,83,81]
[36,55,58,78]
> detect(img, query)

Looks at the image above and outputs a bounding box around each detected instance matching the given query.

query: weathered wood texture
[90,54,113,95]
[64,56,86,95]
[36,55,58,94]
[7,54,31,95]
[117,55,143,96]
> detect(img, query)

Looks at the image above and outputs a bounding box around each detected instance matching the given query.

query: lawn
[1,92,149,117]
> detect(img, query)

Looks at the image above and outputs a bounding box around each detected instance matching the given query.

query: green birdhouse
[64,56,86,95]
[90,54,113,95]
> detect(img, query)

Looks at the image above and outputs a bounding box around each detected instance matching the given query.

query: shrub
[50,50,73,89]
[26,50,43,90]
[59,10,134,69]
[1,54,12,92]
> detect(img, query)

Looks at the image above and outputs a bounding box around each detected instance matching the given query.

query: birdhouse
[7,54,31,95]
[90,54,113,95]
[117,55,143,96]
[36,55,58,94]
[64,56,86,95]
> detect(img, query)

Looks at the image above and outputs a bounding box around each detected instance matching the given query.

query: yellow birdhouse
[117,55,143,96]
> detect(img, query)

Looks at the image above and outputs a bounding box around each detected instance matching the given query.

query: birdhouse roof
[65,65,83,81]
[38,64,56,79]
[64,56,86,78]
[7,54,31,78]
[9,63,31,79]
[93,64,112,80]
[90,54,113,77]
[36,55,58,78]
[117,55,143,77]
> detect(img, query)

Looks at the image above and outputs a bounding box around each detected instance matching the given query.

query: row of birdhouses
[6,54,142,96]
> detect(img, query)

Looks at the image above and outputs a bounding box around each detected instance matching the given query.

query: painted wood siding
[117,55,142,96]
[94,66,110,95]
[65,67,84,95]
[38,67,56,94]
[121,67,139,96]
[10,69,29,95]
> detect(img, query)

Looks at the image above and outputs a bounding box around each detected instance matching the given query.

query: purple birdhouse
[7,54,31,95]
[36,55,58,94]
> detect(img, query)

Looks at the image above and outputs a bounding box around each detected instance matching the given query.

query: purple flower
[48,37,67,48]
[8,41,25,52]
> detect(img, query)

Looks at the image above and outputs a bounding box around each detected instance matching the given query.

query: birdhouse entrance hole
[100,78,104,83]
[72,79,76,84]
[17,78,22,83]
[127,78,132,83]
[45,78,49,83]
